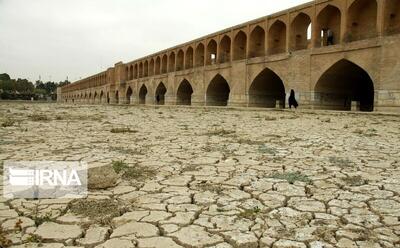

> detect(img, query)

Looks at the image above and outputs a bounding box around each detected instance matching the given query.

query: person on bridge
[289,89,298,109]
[327,28,334,45]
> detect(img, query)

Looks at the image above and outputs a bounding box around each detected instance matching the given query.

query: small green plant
[25,234,42,243]
[269,171,311,184]
[258,144,277,155]
[69,199,128,225]
[33,213,52,226]
[121,165,156,181]
[112,160,129,174]
[342,176,368,186]
[110,127,138,133]
[29,114,49,122]
[239,206,261,220]
[1,118,16,127]
[329,157,354,168]
[196,183,224,194]
[112,161,156,181]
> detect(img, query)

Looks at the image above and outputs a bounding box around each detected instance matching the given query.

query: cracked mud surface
[0,102,399,248]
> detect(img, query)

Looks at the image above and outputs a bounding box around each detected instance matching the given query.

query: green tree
[58,80,70,87]
[15,78,34,93]
[0,79,16,91]
[0,73,11,81]
[44,81,57,94]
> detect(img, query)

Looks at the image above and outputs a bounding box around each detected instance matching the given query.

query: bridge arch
[126,86,133,104]
[314,59,374,111]
[233,31,247,60]
[249,26,265,58]
[144,61,149,77]
[168,52,176,72]
[316,5,341,47]
[155,82,167,105]
[248,68,286,108]
[115,91,119,104]
[139,62,143,78]
[384,0,400,35]
[129,65,133,80]
[161,55,168,74]
[149,59,155,76]
[347,0,377,42]
[155,57,161,75]
[139,84,148,105]
[268,20,287,55]
[185,47,194,69]
[176,79,193,105]
[177,50,184,71]
[206,39,217,65]
[206,74,230,106]
[134,64,138,79]
[195,43,205,67]
[219,35,231,63]
[290,13,312,51]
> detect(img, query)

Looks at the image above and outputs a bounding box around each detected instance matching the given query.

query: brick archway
[206,74,230,106]
[176,79,193,105]
[314,59,374,111]
[248,68,286,108]
[346,0,378,42]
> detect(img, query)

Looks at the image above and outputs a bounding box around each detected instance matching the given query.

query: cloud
[0,0,309,82]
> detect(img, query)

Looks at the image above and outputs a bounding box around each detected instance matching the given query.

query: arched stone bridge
[60,0,400,112]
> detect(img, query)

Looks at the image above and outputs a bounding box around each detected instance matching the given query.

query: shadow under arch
[248,68,286,108]
[126,87,133,104]
[176,79,193,105]
[206,74,230,106]
[100,91,104,103]
[155,82,167,105]
[314,59,374,111]
[139,85,148,105]
[115,91,119,104]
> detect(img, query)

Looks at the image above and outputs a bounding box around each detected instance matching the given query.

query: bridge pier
[228,94,247,107]
[145,95,155,105]
[164,94,176,106]
[109,95,117,105]
[130,95,139,105]
[190,94,205,106]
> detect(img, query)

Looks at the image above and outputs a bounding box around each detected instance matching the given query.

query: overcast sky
[0,0,310,83]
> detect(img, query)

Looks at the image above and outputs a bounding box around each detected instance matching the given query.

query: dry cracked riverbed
[0,102,399,248]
